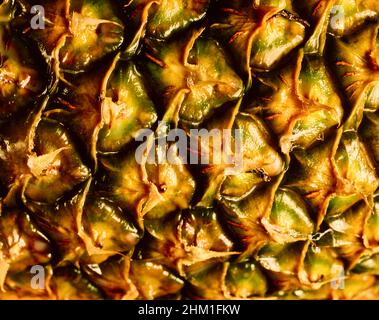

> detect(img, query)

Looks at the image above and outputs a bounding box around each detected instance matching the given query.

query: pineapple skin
[0,0,378,300]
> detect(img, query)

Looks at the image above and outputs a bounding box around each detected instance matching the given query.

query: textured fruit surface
[0,0,379,300]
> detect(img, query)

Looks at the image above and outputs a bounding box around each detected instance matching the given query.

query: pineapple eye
[0,209,51,273]
[83,257,184,300]
[186,259,268,299]
[0,27,46,119]
[59,0,124,72]
[98,142,195,222]
[98,62,157,152]
[225,260,268,298]
[81,256,132,300]
[210,3,306,85]
[262,187,315,243]
[129,260,184,299]
[82,196,142,262]
[144,32,244,126]
[353,252,379,275]
[127,0,210,40]
[137,207,235,278]
[11,0,69,57]
[24,119,91,204]
[332,23,379,123]
[360,112,379,179]
[51,266,103,300]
